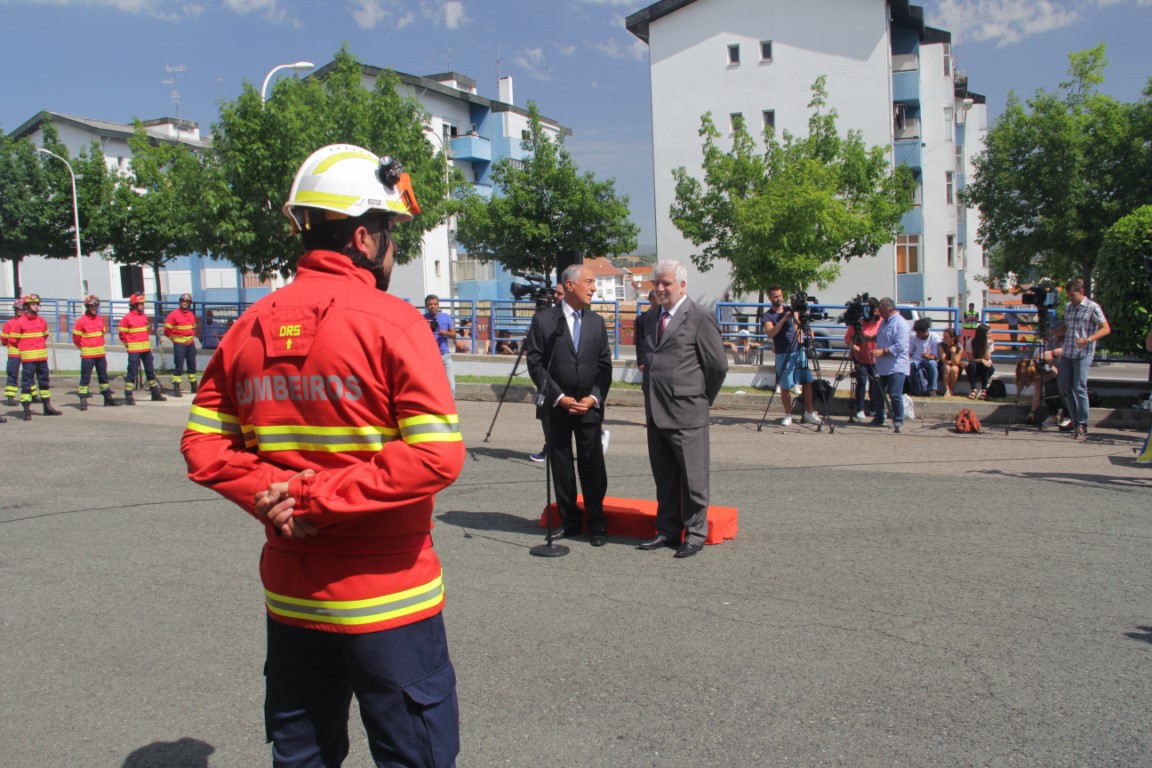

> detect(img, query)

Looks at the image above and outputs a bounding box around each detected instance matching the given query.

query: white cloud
[0,0,204,20]
[929,0,1146,46]
[512,46,551,81]
[440,0,465,28]
[556,43,578,57]
[396,9,415,28]
[587,36,647,61]
[350,0,399,30]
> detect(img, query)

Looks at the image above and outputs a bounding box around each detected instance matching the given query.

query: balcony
[892,70,920,103]
[894,119,920,141]
[901,206,923,234]
[894,139,922,170]
[451,134,491,162]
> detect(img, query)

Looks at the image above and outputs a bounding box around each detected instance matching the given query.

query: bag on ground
[955,408,982,433]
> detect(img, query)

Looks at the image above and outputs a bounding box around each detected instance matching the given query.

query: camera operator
[762,286,819,426]
[872,297,910,432]
[843,296,883,421]
[1051,278,1110,439]
[424,294,457,398]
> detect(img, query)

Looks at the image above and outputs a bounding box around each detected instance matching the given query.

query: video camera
[789,291,827,326]
[840,292,872,328]
[510,271,555,311]
[1021,283,1057,309]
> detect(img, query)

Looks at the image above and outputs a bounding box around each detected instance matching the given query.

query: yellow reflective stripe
[79,347,106,357]
[397,413,462,444]
[126,341,151,351]
[185,405,244,438]
[21,351,48,361]
[313,149,378,174]
[77,331,104,339]
[265,573,444,626]
[251,423,400,453]
[294,190,359,209]
[171,335,195,344]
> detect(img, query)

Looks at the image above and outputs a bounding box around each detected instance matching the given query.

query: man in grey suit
[525,265,613,546]
[636,260,728,558]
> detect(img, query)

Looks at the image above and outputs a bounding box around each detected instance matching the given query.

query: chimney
[498,76,514,105]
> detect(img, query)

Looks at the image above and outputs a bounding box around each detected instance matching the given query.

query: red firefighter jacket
[11,314,49,362]
[181,250,465,635]
[73,313,109,358]
[118,310,152,353]
[2,317,19,356]
[164,308,197,345]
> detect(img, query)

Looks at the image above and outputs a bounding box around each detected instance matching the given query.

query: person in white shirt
[908,318,942,396]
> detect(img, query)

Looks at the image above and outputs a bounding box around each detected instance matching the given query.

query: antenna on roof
[162,64,187,118]
[440,48,454,71]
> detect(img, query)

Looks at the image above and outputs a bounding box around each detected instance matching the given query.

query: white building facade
[626,0,988,313]
[5,67,567,307]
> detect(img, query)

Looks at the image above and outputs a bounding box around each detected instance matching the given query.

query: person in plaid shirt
[1052,279,1111,439]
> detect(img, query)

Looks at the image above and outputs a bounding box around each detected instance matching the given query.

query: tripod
[482,328,532,444]
[756,314,836,432]
[1005,309,1055,434]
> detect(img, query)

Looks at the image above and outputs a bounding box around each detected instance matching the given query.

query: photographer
[872,297,910,432]
[763,286,819,426]
[843,296,883,421]
[424,294,457,398]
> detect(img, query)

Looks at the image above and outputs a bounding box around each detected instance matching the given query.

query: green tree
[209,47,452,278]
[1093,205,1152,355]
[669,76,914,296]
[453,102,638,277]
[96,123,203,301]
[0,122,96,297]
[962,45,1139,294]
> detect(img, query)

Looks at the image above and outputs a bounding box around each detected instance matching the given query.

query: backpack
[907,363,932,396]
[987,379,1007,399]
[955,408,982,434]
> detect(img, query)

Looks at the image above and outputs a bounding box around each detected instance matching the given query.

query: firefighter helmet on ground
[283,144,415,234]
[129,293,146,306]
[84,295,101,307]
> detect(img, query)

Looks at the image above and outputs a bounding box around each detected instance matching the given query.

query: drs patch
[261,305,318,358]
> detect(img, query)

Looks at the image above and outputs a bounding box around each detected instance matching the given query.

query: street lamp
[422,125,455,295]
[34,147,85,298]
[261,61,315,102]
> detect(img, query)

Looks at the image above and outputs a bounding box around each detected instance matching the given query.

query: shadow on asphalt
[1124,626,1152,644]
[122,738,214,768]
[437,509,539,538]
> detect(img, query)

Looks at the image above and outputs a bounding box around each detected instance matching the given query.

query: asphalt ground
[2,395,1151,767]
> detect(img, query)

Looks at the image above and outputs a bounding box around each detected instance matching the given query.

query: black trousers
[545,410,608,534]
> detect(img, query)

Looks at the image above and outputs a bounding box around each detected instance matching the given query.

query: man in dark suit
[636,260,728,559]
[525,265,613,546]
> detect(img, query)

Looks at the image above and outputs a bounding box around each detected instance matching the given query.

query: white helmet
[283,144,415,234]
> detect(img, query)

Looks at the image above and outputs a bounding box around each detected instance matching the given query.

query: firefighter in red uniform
[118,293,167,405]
[3,300,23,406]
[73,295,120,410]
[11,294,60,420]
[181,144,464,768]
[164,292,199,397]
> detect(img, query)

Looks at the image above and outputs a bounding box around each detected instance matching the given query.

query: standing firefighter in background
[164,293,199,398]
[118,293,167,405]
[11,294,60,420]
[181,144,465,768]
[72,295,120,410]
[3,300,23,406]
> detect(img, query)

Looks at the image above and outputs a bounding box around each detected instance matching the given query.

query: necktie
[657,310,669,343]
[572,310,582,351]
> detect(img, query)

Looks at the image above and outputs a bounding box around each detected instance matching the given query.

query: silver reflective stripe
[186,409,242,435]
[399,421,462,439]
[265,579,444,624]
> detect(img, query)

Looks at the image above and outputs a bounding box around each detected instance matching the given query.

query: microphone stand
[531,317,569,558]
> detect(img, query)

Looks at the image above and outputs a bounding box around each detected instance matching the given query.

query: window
[434,260,442,278]
[760,40,773,62]
[944,106,954,142]
[946,234,956,267]
[943,44,952,77]
[730,112,745,133]
[727,44,740,65]
[762,110,776,134]
[945,171,955,205]
[912,177,923,207]
[896,234,920,274]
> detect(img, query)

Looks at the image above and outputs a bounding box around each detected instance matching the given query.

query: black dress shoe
[637,534,673,550]
[674,542,703,559]
[589,533,608,547]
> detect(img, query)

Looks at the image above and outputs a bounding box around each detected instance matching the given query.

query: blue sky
[1,0,1149,249]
